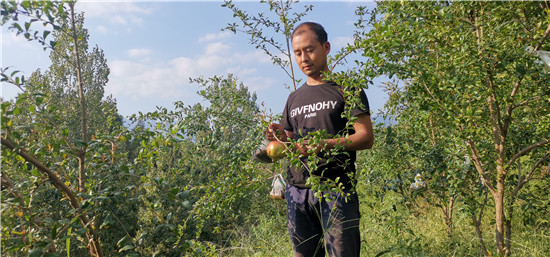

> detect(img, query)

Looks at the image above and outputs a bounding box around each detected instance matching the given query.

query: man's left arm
[297,113,374,155]
[326,113,374,151]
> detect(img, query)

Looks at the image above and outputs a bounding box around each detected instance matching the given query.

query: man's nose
[301,53,310,62]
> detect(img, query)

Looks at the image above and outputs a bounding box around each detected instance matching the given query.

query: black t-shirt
[281,81,370,188]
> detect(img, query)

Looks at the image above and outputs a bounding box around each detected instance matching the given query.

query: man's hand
[294,140,324,156]
[266,123,287,141]
[294,113,374,155]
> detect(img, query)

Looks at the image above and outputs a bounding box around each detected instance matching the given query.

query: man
[266,22,374,257]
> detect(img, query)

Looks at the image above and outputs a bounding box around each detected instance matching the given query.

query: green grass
[224,211,292,257]
[223,191,550,257]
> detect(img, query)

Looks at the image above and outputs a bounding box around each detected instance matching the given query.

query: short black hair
[291,22,328,44]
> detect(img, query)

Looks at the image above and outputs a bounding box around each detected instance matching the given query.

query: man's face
[291,28,330,80]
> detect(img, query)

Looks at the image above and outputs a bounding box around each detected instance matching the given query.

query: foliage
[1,1,131,256]
[358,1,550,255]
[127,74,283,256]
[2,1,550,256]
[223,0,313,90]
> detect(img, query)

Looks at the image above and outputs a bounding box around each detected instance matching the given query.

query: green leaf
[12,23,22,32]
[62,128,69,137]
[21,1,30,10]
[35,96,43,106]
[43,30,50,40]
[101,214,115,229]
[28,248,43,257]
[74,227,88,236]
[117,235,129,247]
[11,107,21,115]
[51,222,58,239]
[118,245,134,253]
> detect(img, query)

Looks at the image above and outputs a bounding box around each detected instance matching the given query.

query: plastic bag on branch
[270,174,286,200]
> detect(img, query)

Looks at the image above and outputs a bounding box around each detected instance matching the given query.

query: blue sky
[2,0,386,119]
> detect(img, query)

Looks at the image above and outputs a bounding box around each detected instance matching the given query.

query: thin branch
[110,212,139,250]
[467,139,496,196]
[1,136,104,257]
[280,0,296,90]
[330,47,362,71]
[509,95,539,112]
[0,69,26,92]
[486,71,505,145]
[503,13,550,141]
[534,23,550,52]
[1,137,81,209]
[505,24,547,140]
[506,139,550,170]
[422,80,443,108]
[512,153,549,198]
[1,172,25,205]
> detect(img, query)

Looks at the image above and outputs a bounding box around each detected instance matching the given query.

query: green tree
[1,1,128,256]
[128,74,278,255]
[359,1,550,255]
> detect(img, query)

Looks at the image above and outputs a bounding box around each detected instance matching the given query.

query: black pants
[286,185,361,257]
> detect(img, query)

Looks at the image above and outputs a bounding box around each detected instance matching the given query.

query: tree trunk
[473,215,490,256]
[504,204,513,257]
[494,169,506,256]
[473,192,490,256]
[440,195,455,238]
[68,2,88,193]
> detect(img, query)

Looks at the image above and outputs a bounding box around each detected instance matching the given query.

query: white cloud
[127,48,152,57]
[76,1,152,27]
[106,42,275,102]
[204,42,231,56]
[226,67,257,77]
[95,25,108,34]
[198,31,233,43]
[231,50,272,64]
[242,76,277,93]
[107,58,195,99]
[2,30,36,49]
[331,36,354,49]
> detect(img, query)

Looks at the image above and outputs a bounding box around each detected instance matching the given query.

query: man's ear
[324,41,331,55]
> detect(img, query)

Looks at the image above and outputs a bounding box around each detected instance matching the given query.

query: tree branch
[1,136,104,257]
[467,139,496,196]
[512,153,549,198]
[506,139,550,169]
[1,137,81,209]
[1,172,25,205]
[330,47,362,72]
[534,23,550,52]
[279,0,296,91]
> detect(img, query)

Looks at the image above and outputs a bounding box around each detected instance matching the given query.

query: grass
[223,190,550,257]
[225,211,292,257]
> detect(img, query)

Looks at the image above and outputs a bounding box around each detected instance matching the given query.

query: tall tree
[359,1,550,255]
[1,1,121,256]
[128,74,272,255]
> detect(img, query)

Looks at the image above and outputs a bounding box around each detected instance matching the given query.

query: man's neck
[307,71,330,86]
[307,78,326,86]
